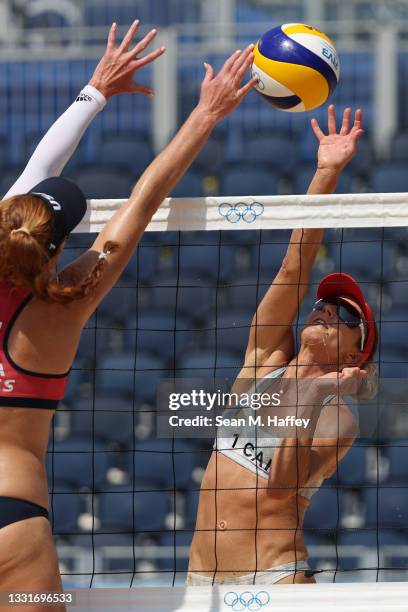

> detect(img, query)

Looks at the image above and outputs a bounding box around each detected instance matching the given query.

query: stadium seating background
[2,0,408,586]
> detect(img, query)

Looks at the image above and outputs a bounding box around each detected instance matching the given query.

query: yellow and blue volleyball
[252,23,340,112]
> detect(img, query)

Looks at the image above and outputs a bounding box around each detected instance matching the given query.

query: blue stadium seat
[157,531,194,571]
[0,167,24,198]
[70,394,134,446]
[391,133,408,161]
[25,11,70,29]
[74,320,119,368]
[304,488,345,531]
[245,134,297,173]
[348,138,374,173]
[223,273,267,310]
[328,446,368,487]
[185,489,200,529]
[127,440,204,488]
[49,482,82,535]
[195,138,225,173]
[69,165,133,199]
[338,529,408,548]
[96,351,168,401]
[46,438,110,488]
[64,367,85,402]
[255,241,288,279]
[121,245,160,283]
[178,245,236,282]
[84,0,201,27]
[124,309,193,360]
[385,443,408,483]
[364,486,408,528]
[222,165,278,197]
[329,241,395,281]
[149,273,217,322]
[389,282,408,309]
[379,308,408,356]
[97,287,138,323]
[171,171,205,198]
[207,309,252,354]
[98,482,170,532]
[99,135,153,176]
[175,348,241,379]
[372,163,408,193]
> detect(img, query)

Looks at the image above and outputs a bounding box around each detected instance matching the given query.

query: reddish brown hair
[0,195,118,304]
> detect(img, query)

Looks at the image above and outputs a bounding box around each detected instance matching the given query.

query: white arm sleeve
[4,84,107,198]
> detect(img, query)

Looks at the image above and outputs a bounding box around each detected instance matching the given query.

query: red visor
[317,272,376,364]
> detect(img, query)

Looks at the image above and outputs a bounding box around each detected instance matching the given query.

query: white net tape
[67,582,408,611]
[79,193,408,234]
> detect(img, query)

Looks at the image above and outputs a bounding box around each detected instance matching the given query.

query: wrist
[87,79,110,104]
[189,105,219,132]
[315,166,342,178]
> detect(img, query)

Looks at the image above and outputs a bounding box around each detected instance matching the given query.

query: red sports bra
[0,282,69,409]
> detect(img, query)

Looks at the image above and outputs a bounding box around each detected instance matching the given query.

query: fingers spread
[129,28,158,58]
[133,46,166,70]
[119,19,140,53]
[311,118,325,141]
[328,104,337,134]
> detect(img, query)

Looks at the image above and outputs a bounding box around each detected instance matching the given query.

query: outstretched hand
[196,45,259,123]
[89,20,166,99]
[311,105,365,173]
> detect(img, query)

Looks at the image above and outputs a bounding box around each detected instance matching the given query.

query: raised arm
[61,45,258,320]
[243,106,364,372]
[5,20,164,198]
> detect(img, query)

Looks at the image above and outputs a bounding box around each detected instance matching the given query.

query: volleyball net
[49,192,408,591]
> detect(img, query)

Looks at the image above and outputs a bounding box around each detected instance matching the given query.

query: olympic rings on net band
[219,202,264,224]
[224,591,271,611]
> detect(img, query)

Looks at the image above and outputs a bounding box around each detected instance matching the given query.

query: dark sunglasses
[313,298,366,350]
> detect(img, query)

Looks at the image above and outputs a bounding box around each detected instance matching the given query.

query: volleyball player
[188,105,378,586]
[0,21,258,609]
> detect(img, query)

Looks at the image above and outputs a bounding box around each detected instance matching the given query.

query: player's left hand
[89,20,166,99]
[311,105,365,173]
[316,366,367,397]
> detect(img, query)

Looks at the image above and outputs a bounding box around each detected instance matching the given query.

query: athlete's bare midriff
[188,451,310,579]
[0,409,53,509]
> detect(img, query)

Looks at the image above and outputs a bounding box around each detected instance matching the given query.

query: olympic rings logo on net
[223,591,270,611]
[218,202,264,224]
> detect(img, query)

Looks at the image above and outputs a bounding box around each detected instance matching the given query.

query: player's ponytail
[0,195,119,304]
[353,325,379,401]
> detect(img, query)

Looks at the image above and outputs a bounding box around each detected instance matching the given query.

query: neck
[286,344,338,378]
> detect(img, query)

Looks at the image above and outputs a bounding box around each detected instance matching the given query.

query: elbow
[279,256,313,281]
